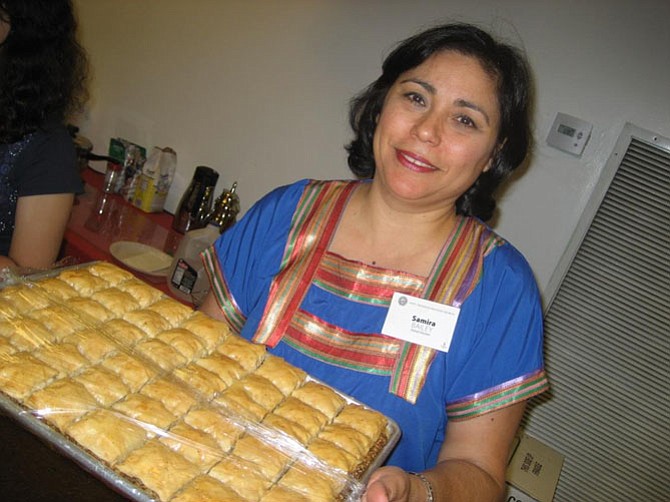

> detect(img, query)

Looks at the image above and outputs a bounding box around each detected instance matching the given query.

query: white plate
[88,162,107,174]
[109,241,173,277]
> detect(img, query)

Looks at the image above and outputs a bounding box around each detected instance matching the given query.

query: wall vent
[522,124,669,501]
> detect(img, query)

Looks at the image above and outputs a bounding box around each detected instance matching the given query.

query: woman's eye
[404,92,425,107]
[456,115,477,129]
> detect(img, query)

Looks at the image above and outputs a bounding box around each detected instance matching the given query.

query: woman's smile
[395,149,438,173]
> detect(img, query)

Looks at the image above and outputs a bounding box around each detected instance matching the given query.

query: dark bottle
[172,166,219,234]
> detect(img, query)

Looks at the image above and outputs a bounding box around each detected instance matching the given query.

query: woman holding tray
[201,22,548,502]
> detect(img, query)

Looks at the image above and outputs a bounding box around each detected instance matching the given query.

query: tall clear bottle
[167,182,240,306]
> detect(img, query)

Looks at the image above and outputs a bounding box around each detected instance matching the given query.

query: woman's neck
[329,182,458,277]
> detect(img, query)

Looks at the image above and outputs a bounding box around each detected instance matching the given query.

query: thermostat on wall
[546,112,592,156]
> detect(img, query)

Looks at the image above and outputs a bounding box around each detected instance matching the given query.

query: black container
[172,166,219,234]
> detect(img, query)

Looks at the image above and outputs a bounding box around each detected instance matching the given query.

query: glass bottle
[172,166,219,234]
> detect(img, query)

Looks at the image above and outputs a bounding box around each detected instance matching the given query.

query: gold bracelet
[409,471,435,502]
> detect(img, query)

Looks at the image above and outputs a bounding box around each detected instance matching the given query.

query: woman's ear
[484,139,506,173]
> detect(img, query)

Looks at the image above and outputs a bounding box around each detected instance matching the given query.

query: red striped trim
[201,246,246,333]
[284,310,399,374]
[447,369,549,421]
[253,181,355,346]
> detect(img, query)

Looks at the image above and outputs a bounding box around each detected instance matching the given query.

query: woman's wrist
[409,471,435,502]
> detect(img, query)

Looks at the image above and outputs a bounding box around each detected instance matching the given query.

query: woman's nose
[411,112,441,145]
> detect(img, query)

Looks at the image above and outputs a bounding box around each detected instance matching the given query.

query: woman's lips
[395,149,437,173]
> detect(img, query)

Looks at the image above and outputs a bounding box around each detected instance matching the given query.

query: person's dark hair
[0,0,88,143]
[345,23,532,221]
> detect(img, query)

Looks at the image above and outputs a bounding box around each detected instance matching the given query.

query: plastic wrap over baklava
[0,262,398,502]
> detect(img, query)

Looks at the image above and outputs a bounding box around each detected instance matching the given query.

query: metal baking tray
[0,262,401,501]
[0,395,158,501]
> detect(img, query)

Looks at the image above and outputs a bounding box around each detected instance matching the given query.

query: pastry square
[333,403,387,442]
[155,328,205,361]
[7,317,55,350]
[57,269,108,296]
[63,329,118,363]
[0,353,58,399]
[213,385,267,422]
[0,283,50,311]
[101,352,156,392]
[101,318,147,347]
[215,335,266,371]
[231,434,290,481]
[307,437,357,472]
[74,366,129,406]
[66,297,114,324]
[26,378,98,429]
[141,377,198,416]
[160,421,222,469]
[277,462,343,502]
[255,355,307,395]
[171,475,247,502]
[208,456,272,501]
[134,339,186,371]
[261,413,312,445]
[117,278,165,307]
[183,408,244,453]
[236,374,284,410]
[33,343,89,376]
[112,393,176,430]
[115,440,200,501]
[194,353,244,388]
[86,261,135,285]
[124,309,172,337]
[273,397,328,437]
[34,277,78,300]
[0,297,19,318]
[179,312,231,350]
[174,363,227,400]
[0,335,16,357]
[146,298,194,327]
[292,381,346,419]
[28,305,88,339]
[317,423,372,460]
[91,287,140,316]
[66,409,149,463]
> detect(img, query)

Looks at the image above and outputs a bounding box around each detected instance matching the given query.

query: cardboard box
[505,433,564,502]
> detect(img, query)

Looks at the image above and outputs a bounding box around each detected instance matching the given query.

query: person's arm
[363,401,525,502]
[6,193,75,269]
[199,291,225,318]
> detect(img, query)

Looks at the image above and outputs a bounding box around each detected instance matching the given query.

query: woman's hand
[361,466,416,502]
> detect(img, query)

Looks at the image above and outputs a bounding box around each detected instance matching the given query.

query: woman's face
[372,50,501,213]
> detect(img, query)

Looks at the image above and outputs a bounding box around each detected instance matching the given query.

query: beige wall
[72,0,670,301]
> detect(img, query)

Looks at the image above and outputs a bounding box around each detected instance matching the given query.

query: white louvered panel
[521,131,670,502]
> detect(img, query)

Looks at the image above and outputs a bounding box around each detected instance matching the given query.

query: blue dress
[203,179,548,471]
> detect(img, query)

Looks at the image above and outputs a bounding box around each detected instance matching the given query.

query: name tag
[381,292,459,352]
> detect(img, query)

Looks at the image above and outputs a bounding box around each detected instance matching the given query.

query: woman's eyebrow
[400,78,436,95]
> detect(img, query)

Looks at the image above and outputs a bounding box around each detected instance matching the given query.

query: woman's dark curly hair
[0,0,88,143]
[345,23,533,221]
